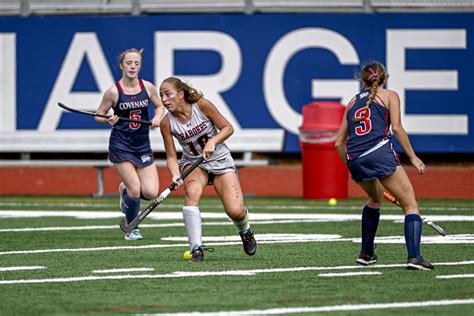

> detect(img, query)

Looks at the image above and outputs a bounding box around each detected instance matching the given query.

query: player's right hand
[106,115,120,126]
[172,175,183,188]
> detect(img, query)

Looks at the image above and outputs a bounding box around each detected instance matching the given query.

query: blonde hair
[162,76,203,103]
[118,48,144,67]
[353,61,387,122]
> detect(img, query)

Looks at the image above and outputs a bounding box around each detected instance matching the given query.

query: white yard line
[93,268,154,274]
[436,274,474,279]
[0,260,473,285]
[318,271,382,277]
[1,234,473,256]
[0,220,342,233]
[0,266,45,272]
[147,299,474,315]
[1,201,472,211]
[0,210,472,222]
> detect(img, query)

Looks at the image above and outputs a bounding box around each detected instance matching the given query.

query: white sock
[182,206,202,251]
[232,207,250,233]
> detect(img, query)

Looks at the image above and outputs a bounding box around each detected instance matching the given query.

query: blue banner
[0,13,472,153]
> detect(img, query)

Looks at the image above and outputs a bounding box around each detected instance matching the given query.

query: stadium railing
[3,0,473,16]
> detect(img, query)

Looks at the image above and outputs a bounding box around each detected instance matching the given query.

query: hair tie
[368,68,379,80]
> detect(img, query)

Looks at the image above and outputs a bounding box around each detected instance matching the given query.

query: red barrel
[299,101,348,199]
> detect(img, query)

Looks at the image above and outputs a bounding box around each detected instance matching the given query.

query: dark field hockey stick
[58,102,151,125]
[383,191,446,236]
[119,157,205,233]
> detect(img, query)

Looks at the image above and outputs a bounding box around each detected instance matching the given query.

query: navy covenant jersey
[346,89,391,160]
[167,103,230,161]
[109,79,151,153]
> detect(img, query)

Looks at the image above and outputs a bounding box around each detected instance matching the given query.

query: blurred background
[0,0,473,198]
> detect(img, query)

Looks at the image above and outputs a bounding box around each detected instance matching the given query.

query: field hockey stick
[119,156,205,233]
[58,102,151,125]
[383,191,446,236]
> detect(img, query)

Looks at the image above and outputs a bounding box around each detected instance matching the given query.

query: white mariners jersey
[167,103,230,161]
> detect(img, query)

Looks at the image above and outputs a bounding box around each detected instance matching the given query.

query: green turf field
[0,196,473,315]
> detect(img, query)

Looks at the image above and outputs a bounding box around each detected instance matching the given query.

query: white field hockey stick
[119,157,205,233]
[58,102,151,125]
[383,191,446,236]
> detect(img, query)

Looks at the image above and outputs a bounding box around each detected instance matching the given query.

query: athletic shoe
[356,253,378,266]
[188,245,214,263]
[239,228,257,256]
[118,182,127,214]
[407,257,434,270]
[124,229,143,241]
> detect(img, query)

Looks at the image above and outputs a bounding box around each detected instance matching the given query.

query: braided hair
[353,61,387,122]
[161,77,203,104]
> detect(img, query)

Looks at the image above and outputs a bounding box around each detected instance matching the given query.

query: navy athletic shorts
[346,142,400,183]
[108,148,154,168]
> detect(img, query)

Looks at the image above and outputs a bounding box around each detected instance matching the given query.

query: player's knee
[140,188,157,200]
[184,186,203,201]
[400,200,419,213]
[226,205,246,220]
[126,184,141,198]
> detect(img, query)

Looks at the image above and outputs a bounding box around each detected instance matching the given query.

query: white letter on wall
[155,31,242,129]
[264,28,359,135]
[38,33,114,131]
[0,33,16,132]
[387,29,467,134]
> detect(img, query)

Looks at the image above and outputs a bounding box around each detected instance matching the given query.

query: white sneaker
[124,229,143,241]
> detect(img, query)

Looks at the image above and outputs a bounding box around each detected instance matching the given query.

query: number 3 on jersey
[354,108,372,135]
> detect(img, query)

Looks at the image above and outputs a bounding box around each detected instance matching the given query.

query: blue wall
[0,13,472,153]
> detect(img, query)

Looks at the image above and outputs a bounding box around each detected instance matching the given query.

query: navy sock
[361,205,380,255]
[404,214,422,258]
[123,192,140,225]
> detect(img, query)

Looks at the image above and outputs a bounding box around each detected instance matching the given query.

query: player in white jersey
[159,76,257,262]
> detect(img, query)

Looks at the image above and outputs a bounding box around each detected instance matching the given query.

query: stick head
[119,218,135,233]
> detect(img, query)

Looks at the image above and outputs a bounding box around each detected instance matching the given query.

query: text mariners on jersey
[177,122,208,141]
[118,99,149,110]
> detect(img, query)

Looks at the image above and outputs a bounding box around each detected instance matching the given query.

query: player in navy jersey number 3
[95,48,165,241]
[159,76,257,262]
[335,61,434,270]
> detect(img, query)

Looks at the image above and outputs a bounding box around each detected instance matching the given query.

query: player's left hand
[203,141,216,160]
[150,116,161,128]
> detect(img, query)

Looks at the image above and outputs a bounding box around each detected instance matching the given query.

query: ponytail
[161,77,203,103]
[353,62,386,122]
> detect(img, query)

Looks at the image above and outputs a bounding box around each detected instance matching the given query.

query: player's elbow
[226,124,234,136]
[334,138,346,149]
[391,125,403,136]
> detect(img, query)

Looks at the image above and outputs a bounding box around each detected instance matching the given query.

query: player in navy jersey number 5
[335,61,434,270]
[95,48,165,241]
[159,76,257,262]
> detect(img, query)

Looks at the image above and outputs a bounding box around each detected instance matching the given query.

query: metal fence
[1,0,474,16]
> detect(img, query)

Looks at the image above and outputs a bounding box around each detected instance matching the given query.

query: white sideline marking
[93,268,154,274]
[0,260,473,285]
[162,234,342,242]
[1,234,473,256]
[0,210,472,223]
[0,266,46,272]
[0,235,350,256]
[1,201,472,212]
[318,271,382,277]
[436,274,474,279]
[352,234,474,244]
[149,299,474,315]
[0,220,342,233]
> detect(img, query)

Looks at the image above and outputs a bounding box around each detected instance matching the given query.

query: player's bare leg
[214,173,257,256]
